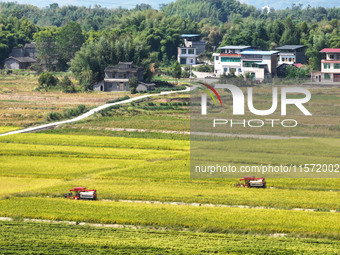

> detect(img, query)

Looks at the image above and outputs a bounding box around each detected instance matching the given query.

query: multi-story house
[93,62,144,91]
[177,34,206,65]
[240,50,279,82]
[213,46,252,76]
[213,46,279,82]
[178,47,198,65]
[319,48,340,82]
[276,45,307,65]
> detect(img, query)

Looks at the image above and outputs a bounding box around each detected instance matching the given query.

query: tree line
[0,0,340,88]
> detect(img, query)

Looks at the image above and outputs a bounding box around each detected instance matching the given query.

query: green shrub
[38,72,58,90]
[107,96,130,104]
[59,76,76,93]
[47,112,63,121]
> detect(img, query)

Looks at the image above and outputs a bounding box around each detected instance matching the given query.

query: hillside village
[2,36,340,90]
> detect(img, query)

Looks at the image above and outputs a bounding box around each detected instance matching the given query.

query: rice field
[2,221,339,254]
[1,76,340,253]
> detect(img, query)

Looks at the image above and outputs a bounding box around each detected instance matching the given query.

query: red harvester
[235,176,266,188]
[63,187,97,200]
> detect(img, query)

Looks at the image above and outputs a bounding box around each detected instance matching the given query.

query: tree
[59,76,76,93]
[172,61,181,84]
[34,29,58,71]
[38,72,58,90]
[56,22,85,70]
[128,76,139,94]
[280,17,300,45]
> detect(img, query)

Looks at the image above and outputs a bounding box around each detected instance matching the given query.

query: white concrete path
[0,87,191,137]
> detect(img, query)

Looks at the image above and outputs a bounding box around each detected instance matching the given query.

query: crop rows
[0,197,339,239]
[0,133,339,211]
[1,221,340,254]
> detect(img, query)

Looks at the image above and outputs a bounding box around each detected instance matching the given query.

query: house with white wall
[213,46,251,76]
[240,50,279,82]
[276,45,307,65]
[177,47,198,65]
[177,34,206,65]
[312,48,340,83]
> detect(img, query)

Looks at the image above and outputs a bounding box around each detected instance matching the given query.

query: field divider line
[0,216,186,231]
[0,87,191,137]
[100,199,337,213]
[0,217,289,237]
[67,126,309,139]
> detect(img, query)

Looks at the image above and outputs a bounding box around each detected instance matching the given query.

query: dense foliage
[163,0,258,23]
[0,1,340,85]
[0,16,38,62]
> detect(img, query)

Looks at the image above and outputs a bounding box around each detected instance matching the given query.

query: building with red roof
[312,48,340,83]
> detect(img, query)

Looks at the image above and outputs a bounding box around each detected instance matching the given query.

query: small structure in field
[136,82,156,92]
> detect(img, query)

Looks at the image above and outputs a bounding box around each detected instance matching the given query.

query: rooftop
[320,48,340,53]
[180,34,200,38]
[218,45,251,50]
[276,45,305,50]
[241,50,279,55]
[4,56,37,63]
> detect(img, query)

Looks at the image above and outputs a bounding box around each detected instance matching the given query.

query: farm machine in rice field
[63,187,97,200]
[235,176,267,188]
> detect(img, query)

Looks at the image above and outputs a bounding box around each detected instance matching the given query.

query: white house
[177,47,198,65]
[213,46,251,76]
[312,48,340,83]
[177,34,206,65]
[240,50,279,82]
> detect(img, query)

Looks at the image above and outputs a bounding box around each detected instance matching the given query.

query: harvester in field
[63,187,97,200]
[235,176,266,188]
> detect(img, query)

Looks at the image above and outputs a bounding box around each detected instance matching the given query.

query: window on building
[238,68,242,72]
[282,57,285,62]
[224,68,228,72]
[190,59,194,63]
[188,49,195,55]
[181,49,186,54]
[221,57,241,62]
[216,56,219,61]
[289,58,292,62]
[286,58,288,62]
[324,73,331,79]
[180,58,186,65]
[334,64,340,69]
[329,55,334,59]
[324,63,331,69]
[293,58,295,62]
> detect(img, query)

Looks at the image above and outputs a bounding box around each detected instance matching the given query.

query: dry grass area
[0,74,131,127]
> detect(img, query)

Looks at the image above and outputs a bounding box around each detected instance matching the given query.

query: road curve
[0,87,191,137]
